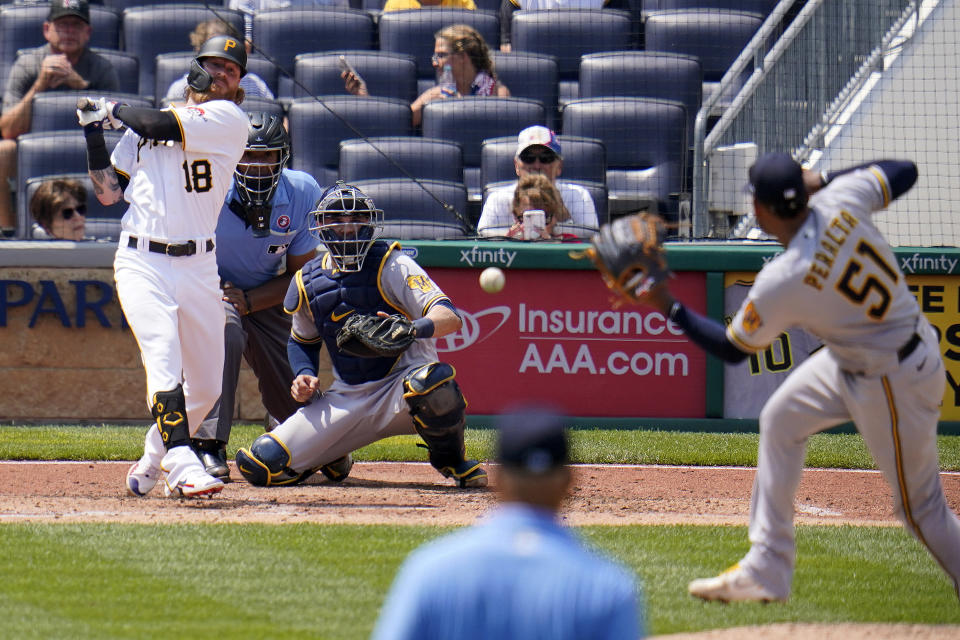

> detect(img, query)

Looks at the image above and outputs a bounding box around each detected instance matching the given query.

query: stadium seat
[339,137,464,184]
[120,4,245,98]
[252,7,376,97]
[287,96,414,186]
[85,48,140,96]
[155,51,280,101]
[21,172,126,241]
[562,97,687,217]
[350,178,471,240]
[490,51,559,130]
[482,178,609,228]
[510,9,633,104]
[420,96,545,201]
[294,51,417,104]
[480,134,606,187]
[104,0,225,8]
[579,51,702,141]
[378,9,500,85]
[0,4,120,98]
[641,0,777,14]
[643,9,764,109]
[15,131,124,238]
[30,91,151,133]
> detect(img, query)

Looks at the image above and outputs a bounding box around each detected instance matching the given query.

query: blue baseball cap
[495,406,569,474]
[746,152,807,214]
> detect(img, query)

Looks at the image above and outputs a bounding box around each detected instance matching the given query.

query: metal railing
[690,0,919,238]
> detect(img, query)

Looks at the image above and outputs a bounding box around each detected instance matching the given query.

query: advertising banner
[429,267,708,417]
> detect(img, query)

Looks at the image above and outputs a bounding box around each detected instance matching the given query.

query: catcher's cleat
[688,564,783,603]
[439,459,488,488]
[197,445,230,483]
[126,460,160,497]
[319,454,353,482]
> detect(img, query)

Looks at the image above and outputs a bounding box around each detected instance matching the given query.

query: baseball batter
[79,35,249,498]
[235,181,488,489]
[646,153,960,602]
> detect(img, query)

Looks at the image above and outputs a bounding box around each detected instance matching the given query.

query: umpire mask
[233,112,289,237]
[309,181,383,272]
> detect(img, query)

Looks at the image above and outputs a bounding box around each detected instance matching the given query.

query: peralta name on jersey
[803,210,859,291]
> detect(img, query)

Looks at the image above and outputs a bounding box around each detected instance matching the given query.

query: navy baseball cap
[48,0,90,24]
[746,152,807,213]
[495,406,569,474]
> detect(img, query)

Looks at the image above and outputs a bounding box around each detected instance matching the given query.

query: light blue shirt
[372,503,644,640]
[215,168,322,290]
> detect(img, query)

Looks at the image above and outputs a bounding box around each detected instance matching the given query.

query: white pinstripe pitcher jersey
[727,167,920,374]
[111,100,247,241]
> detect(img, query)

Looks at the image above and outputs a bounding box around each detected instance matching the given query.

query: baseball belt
[127,236,214,257]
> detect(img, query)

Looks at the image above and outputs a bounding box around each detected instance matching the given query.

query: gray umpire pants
[195,301,303,443]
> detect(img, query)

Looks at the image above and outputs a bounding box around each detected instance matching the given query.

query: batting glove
[103,100,124,130]
[76,96,108,127]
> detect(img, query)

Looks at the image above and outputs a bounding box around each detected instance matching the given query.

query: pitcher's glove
[585,212,671,305]
[336,313,416,358]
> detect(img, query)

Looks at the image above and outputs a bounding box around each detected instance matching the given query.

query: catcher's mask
[233,112,289,237]
[310,181,383,272]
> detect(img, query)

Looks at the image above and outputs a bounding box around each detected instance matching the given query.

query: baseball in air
[479,267,505,293]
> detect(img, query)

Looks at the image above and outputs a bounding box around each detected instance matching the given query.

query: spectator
[505,173,582,241]
[371,405,644,640]
[384,0,476,12]
[190,112,322,482]
[29,177,87,241]
[499,0,608,52]
[478,125,598,238]
[165,19,274,103]
[0,0,119,237]
[227,0,349,43]
[343,23,509,127]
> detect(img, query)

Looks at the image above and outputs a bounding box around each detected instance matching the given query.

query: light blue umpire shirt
[215,168,322,291]
[372,503,644,640]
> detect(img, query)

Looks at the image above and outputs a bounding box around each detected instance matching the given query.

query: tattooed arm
[82,121,125,205]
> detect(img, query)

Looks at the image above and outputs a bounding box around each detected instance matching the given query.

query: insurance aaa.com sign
[428,268,707,417]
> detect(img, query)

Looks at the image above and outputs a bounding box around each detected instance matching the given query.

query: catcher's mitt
[336,313,416,358]
[585,212,671,305]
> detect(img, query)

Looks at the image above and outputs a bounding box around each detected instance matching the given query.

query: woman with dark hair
[342,23,509,126]
[30,178,87,241]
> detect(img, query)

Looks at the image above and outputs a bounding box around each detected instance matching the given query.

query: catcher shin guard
[403,362,468,469]
[235,434,314,486]
[151,385,190,450]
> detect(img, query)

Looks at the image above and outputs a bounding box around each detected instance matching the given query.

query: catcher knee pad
[403,362,467,468]
[235,433,314,487]
[151,385,189,449]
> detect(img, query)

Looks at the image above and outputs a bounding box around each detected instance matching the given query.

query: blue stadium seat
[30,91,151,133]
[15,131,124,238]
[0,4,120,98]
[510,9,633,104]
[562,97,687,217]
[378,9,500,85]
[480,134,606,187]
[420,96,545,201]
[579,51,702,141]
[252,7,376,98]
[155,51,280,101]
[120,4,245,98]
[89,48,140,95]
[339,137,464,184]
[294,51,417,104]
[287,96,413,186]
[490,51,558,130]
[105,0,226,8]
[641,0,776,14]
[351,178,471,240]
[22,172,126,241]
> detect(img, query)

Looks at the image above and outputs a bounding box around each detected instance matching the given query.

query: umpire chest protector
[298,241,403,384]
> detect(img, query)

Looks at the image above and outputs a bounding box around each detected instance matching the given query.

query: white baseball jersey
[111,100,248,241]
[727,167,919,375]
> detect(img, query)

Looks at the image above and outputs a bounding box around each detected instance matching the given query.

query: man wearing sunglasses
[477,126,598,239]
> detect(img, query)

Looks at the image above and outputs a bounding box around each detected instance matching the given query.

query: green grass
[0,523,956,639]
[1,425,959,470]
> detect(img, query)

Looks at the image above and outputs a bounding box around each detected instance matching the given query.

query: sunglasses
[519,150,558,165]
[61,205,87,220]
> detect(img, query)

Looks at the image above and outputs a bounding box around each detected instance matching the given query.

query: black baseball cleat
[319,454,353,482]
[439,459,488,488]
[194,442,230,482]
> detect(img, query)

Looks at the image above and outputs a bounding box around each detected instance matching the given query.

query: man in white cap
[477,125,599,238]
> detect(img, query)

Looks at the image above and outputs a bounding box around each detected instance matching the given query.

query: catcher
[235,181,487,488]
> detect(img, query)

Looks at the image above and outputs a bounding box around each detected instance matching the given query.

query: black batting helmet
[187,34,247,92]
[234,112,290,209]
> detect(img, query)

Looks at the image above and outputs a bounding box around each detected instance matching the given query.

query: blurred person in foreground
[372,405,644,640]
[29,177,87,241]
